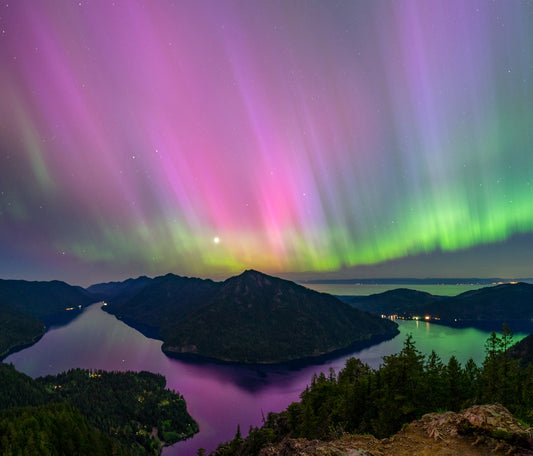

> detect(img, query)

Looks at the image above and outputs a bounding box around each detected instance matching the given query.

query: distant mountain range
[89,273,219,330]
[0,279,94,319]
[3,272,533,364]
[97,270,399,364]
[302,278,532,285]
[345,282,533,331]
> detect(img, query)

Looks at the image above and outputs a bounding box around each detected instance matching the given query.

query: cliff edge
[259,404,533,456]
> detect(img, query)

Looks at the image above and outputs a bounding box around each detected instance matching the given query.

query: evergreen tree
[424,350,446,410]
[445,356,467,411]
[214,331,533,456]
[375,334,425,436]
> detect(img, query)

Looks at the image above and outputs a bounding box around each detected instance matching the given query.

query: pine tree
[445,356,466,411]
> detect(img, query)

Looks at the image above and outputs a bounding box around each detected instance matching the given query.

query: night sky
[1,0,533,286]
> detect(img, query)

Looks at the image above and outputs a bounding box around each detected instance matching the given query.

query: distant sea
[301,282,495,296]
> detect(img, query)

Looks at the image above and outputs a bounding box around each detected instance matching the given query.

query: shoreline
[0,329,46,362]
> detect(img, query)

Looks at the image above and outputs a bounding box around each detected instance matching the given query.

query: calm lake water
[5,286,528,455]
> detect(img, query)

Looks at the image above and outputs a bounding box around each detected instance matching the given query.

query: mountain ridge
[346,281,533,331]
[99,269,399,364]
[0,279,96,359]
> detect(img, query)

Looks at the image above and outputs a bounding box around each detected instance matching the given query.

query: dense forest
[0,302,45,359]
[0,278,97,360]
[100,270,398,363]
[509,333,533,366]
[347,282,533,329]
[0,403,137,456]
[0,365,198,455]
[214,325,533,455]
[159,270,398,363]
[0,279,95,319]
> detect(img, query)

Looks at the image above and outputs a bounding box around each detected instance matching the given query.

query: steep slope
[0,403,141,456]
[86,275,153,302]
[0,278,95,319]
[102,273,220,329]
[0,363,199,455]
[349,282,533,327]
[0,302,45,360]
[508,333,533,366]
[0,279,98,357]
[350,288,445,316]
[161,270,399,363]
[444,282,533,320]
[0,363,50,409]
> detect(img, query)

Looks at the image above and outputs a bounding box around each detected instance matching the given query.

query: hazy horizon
[1,268,531,290]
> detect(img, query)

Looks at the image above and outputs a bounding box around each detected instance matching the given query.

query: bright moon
[213,237,220,244]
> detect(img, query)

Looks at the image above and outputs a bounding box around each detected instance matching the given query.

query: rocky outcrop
[259,404,533,456]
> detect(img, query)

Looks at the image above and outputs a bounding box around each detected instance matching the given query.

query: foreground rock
[259,404,533,456]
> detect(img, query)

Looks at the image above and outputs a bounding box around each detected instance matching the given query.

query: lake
[5,287,528,455]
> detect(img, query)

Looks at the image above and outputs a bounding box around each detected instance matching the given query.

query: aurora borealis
[1,0,533,285]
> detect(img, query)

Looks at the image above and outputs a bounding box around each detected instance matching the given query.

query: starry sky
[1,0,533,286]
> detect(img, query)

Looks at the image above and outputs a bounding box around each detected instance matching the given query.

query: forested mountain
[100,273,220,329]
[0,363,50,409]
[0,363,198,455]
[347,282,533,328]
[347,288,444,315]
[87,275,154,301]
[0,278,98,359]
[508,333,533,366]
[0,403,139,456]
[37,369,199,449]
[214,328,533,455]
[161,270,398,363]
[444,282,533,320]
[0,302,45,359]
[0,278,95,318]
[100,270,398,364]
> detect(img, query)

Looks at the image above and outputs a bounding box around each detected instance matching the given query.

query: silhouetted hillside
[0,363,198,454]
[444,282,533,320]
[100,270,398,363]
[348,288,445,316]
[87,275,154,301]
[0,403,140,456]
[101,273,220,329]
[0,279,97,358]
[0,363,49,409]
[161,270,398,363]
[0,279,95,319]
[348,282,533,330]
[0,302,45,360]
[508,333,533,366]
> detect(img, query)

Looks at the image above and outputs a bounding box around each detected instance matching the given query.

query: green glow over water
[303,283,492,296]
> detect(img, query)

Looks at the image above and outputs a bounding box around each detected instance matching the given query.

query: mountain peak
[226,269,276,289]
[239,269,268,278]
